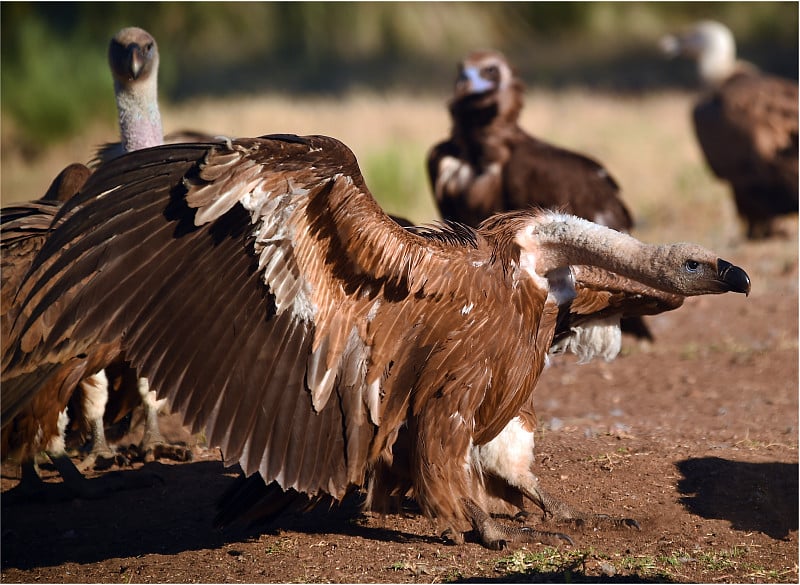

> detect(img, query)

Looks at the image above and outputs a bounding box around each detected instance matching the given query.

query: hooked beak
[717,259,751,296]
[454,66,495,98]
[128,45,145,80]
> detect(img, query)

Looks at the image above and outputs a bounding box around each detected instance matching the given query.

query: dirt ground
[1,221,797,584]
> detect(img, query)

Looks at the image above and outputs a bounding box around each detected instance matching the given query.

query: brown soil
[2,231,798,583]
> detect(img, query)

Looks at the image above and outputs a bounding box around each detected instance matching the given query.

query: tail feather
[214,472,335,529]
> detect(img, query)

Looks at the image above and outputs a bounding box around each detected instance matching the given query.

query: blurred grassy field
[0,88,748,251]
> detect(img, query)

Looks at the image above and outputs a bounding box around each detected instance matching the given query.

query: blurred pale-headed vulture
[661,20,798,239]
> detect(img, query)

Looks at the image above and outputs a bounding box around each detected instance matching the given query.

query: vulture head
[659,20,737,86]
[108,27,159,85]
[449,49,524,125]
[648,245,751,296]
[502,211,751,297]
[106,26,163,155]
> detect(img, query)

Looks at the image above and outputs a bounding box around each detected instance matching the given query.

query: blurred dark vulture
[427,49,653,342]
[428,49,634,232]
[1,27,189,498]
[3,133,751,547]
[661,20,798,239]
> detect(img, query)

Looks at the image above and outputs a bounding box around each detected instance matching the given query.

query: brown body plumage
[3,134,750,547]
[1,164,99,466]
[661,21,798,239]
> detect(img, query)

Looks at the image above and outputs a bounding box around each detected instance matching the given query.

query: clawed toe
[521,526,574,547]
[78,450,129,471]
[129,441,193,464]
[557,513,640,531]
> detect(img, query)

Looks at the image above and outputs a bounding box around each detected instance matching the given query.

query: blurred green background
[2,1,797,157]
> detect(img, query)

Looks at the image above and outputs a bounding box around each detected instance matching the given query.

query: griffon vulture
[660,20,798,239]
[427,49,652,342]
[77,26,193,468]
[3,134,750,547]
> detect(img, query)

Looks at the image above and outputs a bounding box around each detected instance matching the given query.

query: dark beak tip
[718,258,751,296]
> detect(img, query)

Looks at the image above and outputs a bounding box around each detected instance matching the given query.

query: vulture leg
[76,371,128,471]
[131,378,192,464]
[477,417,639,532]
[463,499,573,550]
[519,482,640,531]
[4,455,96,502]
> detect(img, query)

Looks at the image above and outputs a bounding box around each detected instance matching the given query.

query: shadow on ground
[1,460,439,571]
[676,457,798,540]
[2,461,239,570]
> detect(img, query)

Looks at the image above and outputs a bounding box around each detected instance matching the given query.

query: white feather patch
[473,417,536,488]
[550,316,622,363]
[438,156,475,195]
[517,249,550,291]
[45,408,70,454]
[242,179,318,323]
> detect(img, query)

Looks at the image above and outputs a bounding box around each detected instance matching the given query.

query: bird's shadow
[0,459,435,571]
[675,456,798,540]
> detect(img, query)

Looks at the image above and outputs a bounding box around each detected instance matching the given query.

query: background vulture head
[659,20,737,85]
[108,26,160,84]
[449,49,524,122]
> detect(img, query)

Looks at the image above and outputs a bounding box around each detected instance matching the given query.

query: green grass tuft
[1,18,115,155]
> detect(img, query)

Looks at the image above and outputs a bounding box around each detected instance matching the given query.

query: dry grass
[1,88,746,249]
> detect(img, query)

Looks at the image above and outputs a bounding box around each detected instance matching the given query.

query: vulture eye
[483,64,500,80]
[684,260,700,273]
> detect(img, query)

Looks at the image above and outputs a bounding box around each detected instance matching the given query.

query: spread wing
[2,200,66,421]
[4,134,514,500]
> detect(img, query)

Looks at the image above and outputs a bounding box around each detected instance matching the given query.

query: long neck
[115,78,163,152]
[532,216,678,294]
[699,51,736,86]
[698,33,736,86]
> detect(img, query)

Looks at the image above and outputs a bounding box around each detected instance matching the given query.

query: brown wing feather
[571,265,684,317]
[1,164,91,423]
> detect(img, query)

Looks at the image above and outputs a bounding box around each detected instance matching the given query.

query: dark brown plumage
[661,21,798,239]
[1,165,92,426]
[3,134,750,547]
